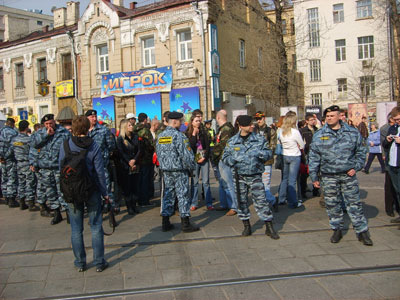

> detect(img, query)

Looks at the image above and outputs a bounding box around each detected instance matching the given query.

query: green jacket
[212,122,235,164]
[133,123,154,165]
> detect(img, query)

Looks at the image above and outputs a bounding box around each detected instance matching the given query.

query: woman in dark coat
[116,119,141,215]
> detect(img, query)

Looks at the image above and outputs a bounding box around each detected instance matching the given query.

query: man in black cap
[309,105,372,246]
[222,115,279,239]
[156,111,199,232]
[30,114,71,224]
[0,118,18,207]
[86,109,116,210]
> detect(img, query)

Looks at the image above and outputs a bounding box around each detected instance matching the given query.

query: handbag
[275,154,283,170]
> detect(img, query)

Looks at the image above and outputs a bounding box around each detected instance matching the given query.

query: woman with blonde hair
[116,119,141,215]
[277,113,304,208]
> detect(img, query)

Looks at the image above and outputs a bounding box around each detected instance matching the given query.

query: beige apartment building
[0,2,79,123]
[75,0,283,125]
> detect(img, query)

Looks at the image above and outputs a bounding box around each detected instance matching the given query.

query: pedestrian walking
[363,122,385,174]
[309,105,373,246]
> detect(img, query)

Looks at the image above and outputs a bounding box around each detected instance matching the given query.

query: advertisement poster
[232,109,248,125]
[170,87,200,127]
[101,66,172,98]
[11,114,38,128]
[92,96,115,130]
[280,106,298,116]
[305,105,322,121]
[377,101,397,128]
[348,103,367,127]
[135,93,162,121]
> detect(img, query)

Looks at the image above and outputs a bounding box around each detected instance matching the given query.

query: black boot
[330,229,342,243]
[8,197,19,208]
[181,217,199,232]
[51,207,63,225]
[162,216,174,232]
[265,221,280,239]
[358,231,373,246]
[28,201,40,212]
[19,198,28,210]
[40,203,52,217]
[242,219,252,236]
[126,196,135,215]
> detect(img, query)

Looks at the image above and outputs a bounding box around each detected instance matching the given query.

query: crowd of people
[0,103,398,272]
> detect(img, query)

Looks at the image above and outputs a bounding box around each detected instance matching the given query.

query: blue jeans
[68,191,106,268]
[218,160,237,210]
[261,165,276,204]
[279,155,300,208]
[191,160,213,207]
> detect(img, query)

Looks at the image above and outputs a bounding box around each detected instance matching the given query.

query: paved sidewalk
[0,163,399,299]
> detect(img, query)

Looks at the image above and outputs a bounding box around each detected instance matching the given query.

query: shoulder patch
[158,136,172,144]
[320,136,330,140]
[234,147,241,151]
[13,142,24,146]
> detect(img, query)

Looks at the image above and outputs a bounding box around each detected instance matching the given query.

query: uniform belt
[321,172,348,176]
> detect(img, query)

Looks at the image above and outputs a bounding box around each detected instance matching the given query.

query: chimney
[42,25,49,32]
[66,1,80,26]
[130,2,137,9]
[113,0,124,7]
[53,7,66,29]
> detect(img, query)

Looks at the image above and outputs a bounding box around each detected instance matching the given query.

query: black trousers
[385,170,399,216]
[364,153,385,172]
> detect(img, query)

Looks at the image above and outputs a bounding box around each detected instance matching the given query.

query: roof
[0,24,77,50]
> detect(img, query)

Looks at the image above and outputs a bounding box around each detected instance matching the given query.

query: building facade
[294,0,391,110]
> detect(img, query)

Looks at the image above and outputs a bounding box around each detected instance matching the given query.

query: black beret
[168,111,183,120]
[236,115,253,126]
[41,114,54,124]
[323,105,340,116]
[85,109,97,117]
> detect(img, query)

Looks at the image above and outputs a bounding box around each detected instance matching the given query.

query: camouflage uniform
[212,122,237,210]
[222,132,273,221]
[29,132,45,205]
[30,125,70,209]
[11,133,35,202]
[88,123,116,204]
[309,121,368,233]
[156,126,195,217]
[0,125,18,198]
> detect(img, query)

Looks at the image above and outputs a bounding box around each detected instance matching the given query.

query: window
[333,3,344,23]
[39,105,49,120]
[142,37,155,67]
[290,18,295,35]
[307,8,320,47]
[239,39,245,68]
[357,0,372,18]
[282,19,287,35]
[292,54,297,71]
[258,47,263,69]
[37,20,43,26]
[311,93,322,106]
[309,59,321,82]
[335,39,346,62]
[337,78,347,93]
[15,63,24,87]
[62,53,72,80]
[0,68,3,90]
[38,58,47,81]
[97,44,109,73]
[358,36,374,59]
[177,30,192,62]
[360,75,375,97]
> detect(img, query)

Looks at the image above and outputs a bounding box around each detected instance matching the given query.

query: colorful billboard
[169,87,200,125]
[135,93,162,120]
[348,103,367,127]
[92,96,116,130]
[101,66,172,98]
[56,80,74,98]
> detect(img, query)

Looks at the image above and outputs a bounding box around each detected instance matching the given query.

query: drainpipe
[387,0,394,102]
[66,30,83,115]
[193,1,208,119]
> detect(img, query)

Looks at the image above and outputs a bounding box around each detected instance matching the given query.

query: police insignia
[13,142,24,146]
[158,136,172,144]
[320,136,330,140]
[234,147,241,151]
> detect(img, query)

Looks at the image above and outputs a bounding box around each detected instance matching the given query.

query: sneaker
[77,266,86,272]
[207,206,215,211]
[96,262,109,272]
[190,206,197,211]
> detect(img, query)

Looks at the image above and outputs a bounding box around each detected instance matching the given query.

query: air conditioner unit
[362,59,372,69]
[222,91,231,103]
[245,95,253,106]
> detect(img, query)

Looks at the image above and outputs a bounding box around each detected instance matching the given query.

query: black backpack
[60,139,95,208]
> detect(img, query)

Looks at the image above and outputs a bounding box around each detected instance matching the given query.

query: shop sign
[56,80,74,98]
